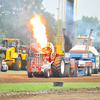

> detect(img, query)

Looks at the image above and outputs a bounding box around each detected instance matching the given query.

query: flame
[30,15,47,48]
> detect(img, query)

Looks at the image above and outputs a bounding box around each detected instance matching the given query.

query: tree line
[0,0,57,45]
[0,0,100,47]
[77,16,100,47]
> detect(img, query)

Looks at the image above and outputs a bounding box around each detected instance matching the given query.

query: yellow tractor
[0,38,30,70]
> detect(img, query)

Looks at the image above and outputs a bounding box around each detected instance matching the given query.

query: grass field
[0,83,100,92]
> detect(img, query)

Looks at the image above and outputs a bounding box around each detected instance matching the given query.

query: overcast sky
[43,0,100,20]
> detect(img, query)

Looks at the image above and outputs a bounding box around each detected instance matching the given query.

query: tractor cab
[2,38,21,52]
[76,35,93,46]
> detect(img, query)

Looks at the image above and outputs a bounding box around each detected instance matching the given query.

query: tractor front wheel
[87,66,92,76]
[44,68,50,78]
[28,71,33,78]
[65,63,70,77]
[84,67,88,76]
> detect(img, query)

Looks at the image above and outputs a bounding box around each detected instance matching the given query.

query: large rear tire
[13,57,22,70]
[52,56,65,77]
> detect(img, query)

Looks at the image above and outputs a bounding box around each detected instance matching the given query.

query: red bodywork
[85,62,93,67]
[28,53,57,75]
[22,44,41,53]
[27,43,57,76]
[0,44,42,53]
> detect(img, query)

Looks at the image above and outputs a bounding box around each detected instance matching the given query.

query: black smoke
[64,0,74,52]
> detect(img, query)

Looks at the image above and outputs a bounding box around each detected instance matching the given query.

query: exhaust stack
[85,29,93,51]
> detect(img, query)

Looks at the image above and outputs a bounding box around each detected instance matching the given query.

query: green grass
[0,82,100,92]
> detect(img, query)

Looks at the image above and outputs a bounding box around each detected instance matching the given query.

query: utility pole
[75,0,77,45]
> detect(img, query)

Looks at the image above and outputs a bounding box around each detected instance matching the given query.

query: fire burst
[30,15,47,48]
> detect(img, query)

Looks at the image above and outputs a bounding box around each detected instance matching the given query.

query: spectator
[83,39,87,45]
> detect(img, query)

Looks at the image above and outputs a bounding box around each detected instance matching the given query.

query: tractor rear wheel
[13,57,22,70]
[0,57,2,71]
[52,56,65,77]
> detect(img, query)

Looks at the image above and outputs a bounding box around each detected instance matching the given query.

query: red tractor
[27,42,65,78]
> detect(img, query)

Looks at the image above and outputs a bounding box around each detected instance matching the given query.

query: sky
[42,0,100,20]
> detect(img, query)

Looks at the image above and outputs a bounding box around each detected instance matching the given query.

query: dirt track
[0,71,100,100]
[1,91,100,100]
[0,71,100,83]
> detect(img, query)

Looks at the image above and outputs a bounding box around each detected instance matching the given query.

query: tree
[0,0,57,45]
[77,16,100,47]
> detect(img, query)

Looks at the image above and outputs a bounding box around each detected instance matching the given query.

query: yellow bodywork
[20,50,26,60]
[5,48,27,67]
[56,35,64,55]
[3,38,20,41]
[5,47,16,66]
[56,0,65,55]
[2,38,27,67]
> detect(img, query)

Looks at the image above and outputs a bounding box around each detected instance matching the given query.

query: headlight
[65,53,70,57]
[89,53,93,58]
[82,53,88,57]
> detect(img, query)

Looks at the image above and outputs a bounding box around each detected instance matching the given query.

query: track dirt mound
[0,71,100,83]
[0,88,100,100]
